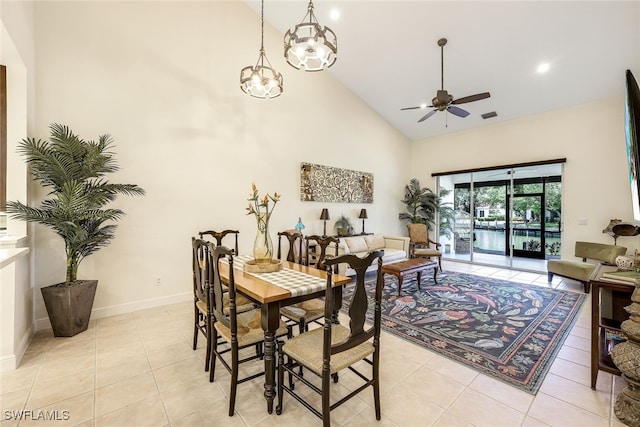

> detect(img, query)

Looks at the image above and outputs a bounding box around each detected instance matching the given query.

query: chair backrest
[192,237,212,306]
[305,235,340,271]
[324,251,384,356]
[198,229,239,254]
[210,244,237,333]
[191,237,213,326]
[277,229,304,264]
[407,223,429,245]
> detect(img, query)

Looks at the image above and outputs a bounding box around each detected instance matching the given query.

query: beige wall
[4,0,638,332]
[411,97,640,258]
[25,1,410,326]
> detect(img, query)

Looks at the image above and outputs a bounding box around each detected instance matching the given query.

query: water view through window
[434,161,564,271]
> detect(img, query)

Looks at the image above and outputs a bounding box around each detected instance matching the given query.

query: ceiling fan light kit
[240,0,284,99]
[284,0,337,71]
[402,37,491,123]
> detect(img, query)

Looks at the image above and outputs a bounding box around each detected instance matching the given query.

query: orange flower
[246,183,280,231]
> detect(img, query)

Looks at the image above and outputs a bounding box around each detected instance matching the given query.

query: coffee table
[381,258,438,296]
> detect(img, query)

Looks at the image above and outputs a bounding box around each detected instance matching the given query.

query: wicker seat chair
[209,244,290,415]
[191,237,253,373]
[407,223,442,271]
[279,235,340,336]
[276,251,384,426]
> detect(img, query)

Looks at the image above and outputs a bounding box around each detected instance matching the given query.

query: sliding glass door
[509,193,544,259]
[435,161,563,271]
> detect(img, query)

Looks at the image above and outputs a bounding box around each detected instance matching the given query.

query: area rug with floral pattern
[342,271,586,394]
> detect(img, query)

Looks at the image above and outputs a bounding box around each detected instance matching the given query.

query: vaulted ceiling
[246,1,640,142]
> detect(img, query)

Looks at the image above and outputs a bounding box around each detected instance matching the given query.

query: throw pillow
[345,236,368,253]
[364,234,386,250]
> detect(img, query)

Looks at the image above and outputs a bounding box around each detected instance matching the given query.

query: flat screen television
[625,69,640,223]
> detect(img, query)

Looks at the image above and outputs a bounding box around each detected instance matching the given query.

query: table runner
[222,255,327,297]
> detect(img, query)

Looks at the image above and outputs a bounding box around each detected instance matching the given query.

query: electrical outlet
[155,277,161,286]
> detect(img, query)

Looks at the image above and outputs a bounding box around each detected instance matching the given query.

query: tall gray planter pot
[41,280,98,337]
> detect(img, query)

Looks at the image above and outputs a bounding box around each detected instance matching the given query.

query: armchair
[407,223,442,271]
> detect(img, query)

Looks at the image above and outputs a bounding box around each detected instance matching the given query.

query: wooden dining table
[217,255,352,413]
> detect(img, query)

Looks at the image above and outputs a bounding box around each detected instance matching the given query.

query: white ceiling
[245,1,640,142]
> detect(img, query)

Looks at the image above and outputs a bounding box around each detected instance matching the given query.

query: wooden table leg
[261,303,280,413]
[397,273,404,296]
[416,271,422,291]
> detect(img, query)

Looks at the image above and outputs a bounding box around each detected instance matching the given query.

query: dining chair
[277,229,304,264]
[276,251,384,426]
[407,223,442,271]
[279,235,340,337]
[191,237,254,373]
[209,244,290,416]
[198,229,239,254]
[305,235,340,272]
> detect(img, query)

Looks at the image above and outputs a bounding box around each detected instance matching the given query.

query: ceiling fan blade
[418,109,437,123]
[447,105,470,118]
[452,92,491,105]
[401,106,422,111]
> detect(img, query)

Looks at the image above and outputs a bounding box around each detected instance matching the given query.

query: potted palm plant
[399,178,454,238]
[6,124,145,337]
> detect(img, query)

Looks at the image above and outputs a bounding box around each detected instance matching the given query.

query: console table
[590,264,634,389]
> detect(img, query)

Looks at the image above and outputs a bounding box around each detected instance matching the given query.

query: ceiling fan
[401,38,490,123]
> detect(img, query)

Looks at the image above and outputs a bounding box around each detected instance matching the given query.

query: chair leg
[298,318,307,377]
[193,307,199,351]
[582,281,591,294]
[322,371,331,427]
[438,256,442,272]
[373,353,381,420]
[547,272,554,282]
[210,329,217,383]
[229,345,238,416]
[276,342,284,415]
[204,317,212,372]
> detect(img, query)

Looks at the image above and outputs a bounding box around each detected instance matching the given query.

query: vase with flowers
[246,183,280,264]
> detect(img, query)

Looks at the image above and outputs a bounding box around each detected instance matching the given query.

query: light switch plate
[578,218,588,226]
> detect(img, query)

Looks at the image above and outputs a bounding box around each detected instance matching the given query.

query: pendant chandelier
[284,0,337,71]
[240,0,283,99]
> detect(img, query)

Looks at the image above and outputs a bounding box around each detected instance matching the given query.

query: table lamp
[359,208,368,234]
[320,208,330,236]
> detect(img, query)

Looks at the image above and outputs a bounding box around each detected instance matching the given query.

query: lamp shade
[359,209,368,219]
[320,208,330,220]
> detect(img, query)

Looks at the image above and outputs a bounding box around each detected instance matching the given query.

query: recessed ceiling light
[420,103,427,109]
[537,62,551,73]
[330,8,340,21]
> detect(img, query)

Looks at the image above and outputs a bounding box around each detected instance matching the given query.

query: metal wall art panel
[300,162,373,203]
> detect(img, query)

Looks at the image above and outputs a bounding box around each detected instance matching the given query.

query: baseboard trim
[0,355,17,372]
[35,292,192,331]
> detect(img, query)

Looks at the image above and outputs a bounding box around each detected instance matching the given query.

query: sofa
[547,241,627,293]
[332,234,410,276]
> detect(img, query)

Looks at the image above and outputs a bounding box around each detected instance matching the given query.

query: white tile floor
[0,261,629,427]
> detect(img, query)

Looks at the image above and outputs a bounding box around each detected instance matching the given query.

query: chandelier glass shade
[284,1,337,71]
[240,0,283,99]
